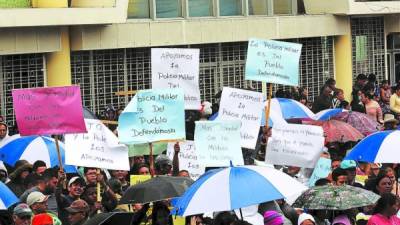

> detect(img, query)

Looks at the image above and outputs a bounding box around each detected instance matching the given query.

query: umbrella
[0,134,76,173]
[83,212,137,225]
[83,106,98,119]
[332,111,381,136]
[119,176,193,204]
[345,130,400,163]
[174,165,308,217]
[315,108,347,121]
[293,185,379,210]
[303,120,364,143]
[0,181,18,209]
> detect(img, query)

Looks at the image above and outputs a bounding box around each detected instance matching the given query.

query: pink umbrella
[332,111,381,136]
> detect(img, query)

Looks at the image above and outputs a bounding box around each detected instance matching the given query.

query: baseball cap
[27,192,49,206]
[13,203,33,217]
[68,176,85,187]
[340,160,357,170]
[65,199,89,213]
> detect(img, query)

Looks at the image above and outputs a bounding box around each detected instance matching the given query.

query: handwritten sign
[308,157,332,187]
[12,86,86,135]
[151,48,201,110]
[167,141,205,180]
[265,124,324,168]
[194,121,244,167]
[245,38,302,86]
[65,119,129,170]
[118,89,186,144]
[130,175,151,186]
[217,87,263,149]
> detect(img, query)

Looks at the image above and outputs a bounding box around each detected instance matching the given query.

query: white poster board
[167,141,205,180]
[194,121,244,167]
[151,48,201,110]
[265,124,324,168]
[217,87,263,149]
[65,119,129,170]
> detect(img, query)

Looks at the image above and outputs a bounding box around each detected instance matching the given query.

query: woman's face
[360,93,368,104]
[377,177,393,195]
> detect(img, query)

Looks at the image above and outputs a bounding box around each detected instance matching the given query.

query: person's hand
[190,217,197,225]
[174,142,180,154]
[58,170,66,182]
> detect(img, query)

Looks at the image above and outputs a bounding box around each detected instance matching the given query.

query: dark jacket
[312,95,332,113]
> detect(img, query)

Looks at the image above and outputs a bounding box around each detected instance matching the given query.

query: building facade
[0,0,400,127]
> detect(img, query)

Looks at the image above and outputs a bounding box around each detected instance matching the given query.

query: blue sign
[118,89,186,144]
[245,38,302,86]
[308,157,332,187]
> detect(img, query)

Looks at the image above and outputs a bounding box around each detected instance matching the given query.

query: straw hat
[383,114,398,124]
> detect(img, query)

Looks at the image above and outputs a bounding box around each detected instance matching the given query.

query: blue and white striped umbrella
[0,181,18,209]
[315,108,348,121]
[174,165,308,216]
[345,130,400,163]
[267,98,315,120]
[0,135,77,173]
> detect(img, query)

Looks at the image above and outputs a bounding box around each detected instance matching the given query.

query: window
[188,0,213,17]
[156,0,182,18]
[128,0,150,18]
[248,0,268,15]
[219,0,242,16]
[273,0,292,14]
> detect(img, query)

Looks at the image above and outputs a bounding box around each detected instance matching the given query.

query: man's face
[0,124,6,140]
[331,160,341,170]
[323,87,332,97]
[133,156,145,164]
[32,201,48,214]
[68,183,84,198]
[45,177,58,192]
[35,167,47,175]
[115,170,128,181]
[13,215,31,225]
[85,169,97,185]
[334,175,347,186]
[68,211,85,225]
[20,171,30,180]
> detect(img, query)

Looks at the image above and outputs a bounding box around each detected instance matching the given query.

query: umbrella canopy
[0,134,76,173]
[174,165,308,217]
[293,185,379,210]
[332,111,381,136]
[83,212,136,225]
[345,130,400,163]
[267,98,315,120]
[315,108,347,121]
[303,120,364,143]
[83,106,98,119]
[119,176,193,204]
[0,181,18,209]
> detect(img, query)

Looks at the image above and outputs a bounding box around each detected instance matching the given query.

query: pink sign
[12,86,87,136]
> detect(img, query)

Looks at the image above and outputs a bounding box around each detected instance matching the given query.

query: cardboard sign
[217,87,263,149]
[151,48,201,110]
[65,119,129,170]
[128,142,167,157]
[167,141,205,180]
[118,89,186,144]
[12,86,86,135]
[245,38,302,86]
[308,157,332,187]
[194,121,244,167]
[130,175,151,186]
[265,124,324,168]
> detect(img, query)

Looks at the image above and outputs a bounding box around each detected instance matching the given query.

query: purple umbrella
[332,111,381,136]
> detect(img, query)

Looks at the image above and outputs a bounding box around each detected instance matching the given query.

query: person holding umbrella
[367,193,400,225]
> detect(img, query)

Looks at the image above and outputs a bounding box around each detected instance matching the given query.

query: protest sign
[118,88,186,144]
[245,38,302,86]
[65,119,129,170]
[12,86,86,136]
[151,48,201,110]
[308,157,332,187]
[265,124,324,168]
[167,141,205,180]
[130,175,151,186]
[194,121,244,167]
[217,87,263,149]
[128,142,167,157]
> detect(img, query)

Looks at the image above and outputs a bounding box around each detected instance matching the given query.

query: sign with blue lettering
[118,89,186,144]
[245,38,302,86]
[194,121,244,167]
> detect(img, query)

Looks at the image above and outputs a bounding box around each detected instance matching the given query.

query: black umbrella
[83,212,137,225]
[119,176,193,204]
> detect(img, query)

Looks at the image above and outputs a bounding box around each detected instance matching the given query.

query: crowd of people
[0,74,400,225]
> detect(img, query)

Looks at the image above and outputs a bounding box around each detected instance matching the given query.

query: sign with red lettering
[12,86,87,135]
